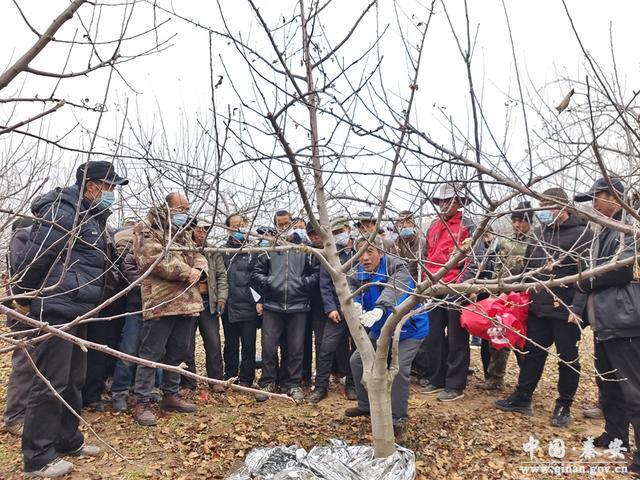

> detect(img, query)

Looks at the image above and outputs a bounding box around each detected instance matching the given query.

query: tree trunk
[363,370,396,458]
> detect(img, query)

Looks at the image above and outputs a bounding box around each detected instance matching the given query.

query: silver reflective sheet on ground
[225,439,416,480]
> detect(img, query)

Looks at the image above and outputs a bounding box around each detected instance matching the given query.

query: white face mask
[334,232,350,248]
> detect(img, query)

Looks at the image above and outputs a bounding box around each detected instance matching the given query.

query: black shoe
[84,401,105,413]
[437,389,464,402]
[550,405,572,428]
[495,392,533,416]
[587,433,629,451]
[420,383,444,395]
[306,387,328,404]
[255,383,276,403]
[345,386,357,401]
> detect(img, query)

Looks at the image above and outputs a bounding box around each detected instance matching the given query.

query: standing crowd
[1,161,639,478]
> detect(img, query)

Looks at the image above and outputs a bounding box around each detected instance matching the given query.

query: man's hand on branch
[360,308,383,328]
[568,312,582,324]
[328,310,341,323]
[11,300,30,316]
[187,268,201,285]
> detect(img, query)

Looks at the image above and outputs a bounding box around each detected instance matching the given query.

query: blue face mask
[291,228,309,244]
[399,227,415,238]
[233,230,246,242]
[172,213,189,227]
[537,210,554,224]
[259,239,270,248]
[96,191,115,210]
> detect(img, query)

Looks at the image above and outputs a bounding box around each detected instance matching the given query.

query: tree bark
[363,370,396,458]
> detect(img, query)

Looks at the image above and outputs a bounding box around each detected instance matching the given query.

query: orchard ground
[0,326,632,479]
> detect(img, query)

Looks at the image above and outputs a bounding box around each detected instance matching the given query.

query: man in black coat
[307,216,357,403]
[495,187,593,428]
[574,176,640,476]
[16,161,128,478]
[221,213,259,387]
[250,209,319,403]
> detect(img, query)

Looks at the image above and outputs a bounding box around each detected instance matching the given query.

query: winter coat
[349,256,429,341]
[574,212,640,340]
[222,238,258,323]
[204,250,228,313]
[5,226,32,329]
[396,233,425,281]
[115,227,142,313]
[16,184,122,321]
[133,207,208,320]
[250,249,319,314]
[525,213,593,320]
[424,211,478,283]
[491,233,531,278]
[319,248,354,315]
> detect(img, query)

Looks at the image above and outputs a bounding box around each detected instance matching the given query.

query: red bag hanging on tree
[460,292,529,349]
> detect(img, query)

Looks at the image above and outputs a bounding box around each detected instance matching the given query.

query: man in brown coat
[131,192,208,426]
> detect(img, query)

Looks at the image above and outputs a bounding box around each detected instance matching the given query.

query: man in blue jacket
[16,161,128,478]
[344,236,429,435]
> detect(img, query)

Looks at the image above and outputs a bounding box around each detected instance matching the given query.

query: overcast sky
[1,0,638,225]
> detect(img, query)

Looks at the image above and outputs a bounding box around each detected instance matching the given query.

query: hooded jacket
[574,211,640,340]
[133,207,208,320]
[525,213,593,320]
[349,256,429,341]
[16,184,121,321]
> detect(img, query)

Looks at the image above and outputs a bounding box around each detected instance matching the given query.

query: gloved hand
[359,308,383,328]
[351,302,363,318]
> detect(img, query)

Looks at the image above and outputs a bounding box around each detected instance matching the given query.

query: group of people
[1,160,639,477]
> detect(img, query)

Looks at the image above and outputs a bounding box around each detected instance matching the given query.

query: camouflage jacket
[133,207,208,320]
[493,234,529,278]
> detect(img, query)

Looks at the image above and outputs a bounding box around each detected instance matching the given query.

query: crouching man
[345,236,429,436]
[132,193,208,426]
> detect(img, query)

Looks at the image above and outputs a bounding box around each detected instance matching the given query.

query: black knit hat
[511,201,533,222]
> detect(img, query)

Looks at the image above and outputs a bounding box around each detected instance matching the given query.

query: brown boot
[160,393,197,413]
[344,406,370,418]
[132,402,157,426]
[210,384,226,394]
[477,378,504,391]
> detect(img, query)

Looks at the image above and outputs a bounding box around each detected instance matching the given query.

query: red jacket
[424,211,474,283]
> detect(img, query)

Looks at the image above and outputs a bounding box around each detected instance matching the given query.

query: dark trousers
[314,317,355,389]
[427,306,470,391]
[22,324,87,472]
[134,315,195,402]
[82,317,123,405]
[182,303,223,389]
[350,336,422,424]
[516,314,581,407]
[3,330,34,427]
[259,310,307,389]
[595,336,640,465]
[412,338,431,380]
[481,339,512,382]
[222,317,258,385]
[302,309,327,382]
